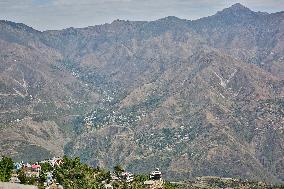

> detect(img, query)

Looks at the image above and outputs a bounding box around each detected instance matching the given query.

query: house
[31,164,41,172]
[110,173,119,181]
[50,157,63,167]
[26,171,40,178]
[45,172,53,186]
[150,168,162,180]
[14,162,22,170]
[21,163,32,172]
[19,163,41,178]
[120,172,134,182]
[144,168,164,189]
[23,163,32,169]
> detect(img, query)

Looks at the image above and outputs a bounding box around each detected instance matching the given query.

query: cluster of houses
[14,157,63,174]
[12,156,163,189]
[104,168,163,189]
[14,162,42,178]
[103,170,134,188]
[12,157,63,186]
[110,171,134,183]
[12,157,64,189]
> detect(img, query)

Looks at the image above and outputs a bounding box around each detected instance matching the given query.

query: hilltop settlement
[0,156,284,189]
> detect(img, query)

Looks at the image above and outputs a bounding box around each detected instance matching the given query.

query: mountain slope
[190,4,284,78]
[0,3,283,183]
[66,49,284,183]
[0,22,100,161]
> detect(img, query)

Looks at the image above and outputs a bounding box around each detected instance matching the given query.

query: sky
[0,0,283,31]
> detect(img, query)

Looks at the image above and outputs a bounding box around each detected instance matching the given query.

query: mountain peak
[158,16,184,22]
[230,3,248,10]
[224,3,252,13]
[163,16,181,20]
[0,20,38,33]
[215,3,255,18]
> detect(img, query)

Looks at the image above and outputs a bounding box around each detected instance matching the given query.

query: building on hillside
[120,172,134,182]
[110,173,119,181]
[50,157,63,167]
[44,172,54,187]
[150,168,162,181]
[31,164,41,172]
[23,163,32,169]
[14,162,22,170]
[144,168,163,189]
[26,171,40,178]
[39,160,49,164]
[20,163,42,178]
[39,157,63,167]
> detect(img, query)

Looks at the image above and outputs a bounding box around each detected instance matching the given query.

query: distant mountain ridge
[0,3,283,183]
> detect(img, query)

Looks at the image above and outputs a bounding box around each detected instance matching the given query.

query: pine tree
[0,156,14,182]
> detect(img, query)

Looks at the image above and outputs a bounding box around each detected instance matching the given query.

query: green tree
[114,164,125,176]
[17,169,27,184]
[28,176,36,185]
[164,181,178,189]
[134,174,148,182]
[0,156,14,182]
[39,171,47,183]
[40,162,52,172]
[39,162,53,183]
[18,168,37,185]
[53,156,99,189]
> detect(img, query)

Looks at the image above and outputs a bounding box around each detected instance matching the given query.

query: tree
[53,156,99,189]
[134,174,148,182]
[39,162,53,183]
[164,181,178,189]
[17,169,27,184]
[39,171,47,183]
[18,168,37,185]
[114,164,125,176]
[0,156,14,182]
[40,162,52,172]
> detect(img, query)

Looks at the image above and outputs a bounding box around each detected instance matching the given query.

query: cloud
[0,0,283,31]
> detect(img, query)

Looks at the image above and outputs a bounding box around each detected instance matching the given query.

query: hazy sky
[0,0,283,31]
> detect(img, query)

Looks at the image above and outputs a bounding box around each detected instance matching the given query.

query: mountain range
[0,3,283,183]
